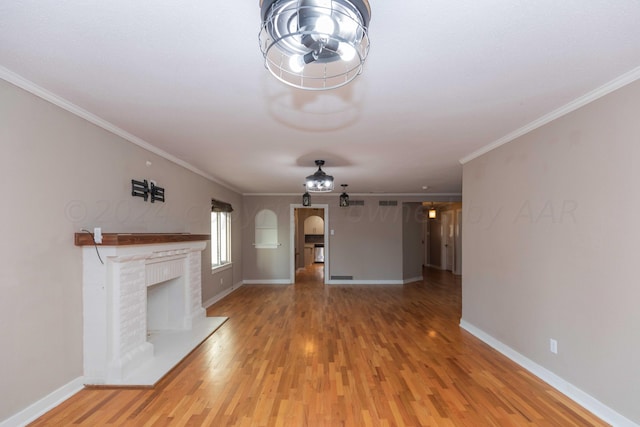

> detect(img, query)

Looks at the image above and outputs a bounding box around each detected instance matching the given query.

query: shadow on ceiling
[295,153,353,169]
[263,75,366,132]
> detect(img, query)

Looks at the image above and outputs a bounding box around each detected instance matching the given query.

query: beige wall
[242,196,448,283]
[0,79,242,421]
[402,203,424,281]
[329,198,403,281]
[462,79,640,423]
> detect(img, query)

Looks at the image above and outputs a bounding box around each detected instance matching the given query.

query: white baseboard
[0,377,85,427]
[242,279,291,285]
[326,280,404,285]
[202,282,244,308]
[243,279,409,285]
[459,320,639,427]
[402,276,423,284]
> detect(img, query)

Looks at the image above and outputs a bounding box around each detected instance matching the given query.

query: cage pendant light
[305,160,334,192]
[259,0,371,90]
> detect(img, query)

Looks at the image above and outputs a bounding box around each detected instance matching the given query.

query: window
[254,209,278,248]
[211,199,233,268]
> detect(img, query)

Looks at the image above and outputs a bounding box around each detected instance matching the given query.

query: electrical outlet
[220,278,224,285]
[550,338,558,354]
[94,227,103,244]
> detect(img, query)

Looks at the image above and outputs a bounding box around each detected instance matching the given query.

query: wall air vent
[350,200,364,206]
[331,275,353,280]
[379,200,398,206]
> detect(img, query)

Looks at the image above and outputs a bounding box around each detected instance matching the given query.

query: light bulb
[315,15,335,35]
[339,43,356,61]
[289,54,305,72]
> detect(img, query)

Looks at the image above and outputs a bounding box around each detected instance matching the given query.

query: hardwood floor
[30,266,606,426]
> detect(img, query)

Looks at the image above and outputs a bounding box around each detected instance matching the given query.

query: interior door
[454,208,462,275]
[442,211,454,271]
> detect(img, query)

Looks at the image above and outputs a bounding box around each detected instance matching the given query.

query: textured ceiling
[2,0,640,195]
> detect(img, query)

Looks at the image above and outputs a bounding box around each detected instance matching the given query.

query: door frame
[290,204,329,284]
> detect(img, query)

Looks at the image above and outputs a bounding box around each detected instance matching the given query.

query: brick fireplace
[76,234,226,386]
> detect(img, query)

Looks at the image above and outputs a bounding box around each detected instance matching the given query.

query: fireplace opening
[147,277,186,334]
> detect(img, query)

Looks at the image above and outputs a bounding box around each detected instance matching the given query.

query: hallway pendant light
[302,185,311,206]
[259,0,371,90]
[339,184,349,207]
[305,160,334,192]
[428,203,437,219]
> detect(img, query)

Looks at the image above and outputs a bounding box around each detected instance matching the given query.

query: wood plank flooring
[29,266,606,426]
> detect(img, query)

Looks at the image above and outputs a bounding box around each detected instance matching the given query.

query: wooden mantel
[74,233,210,246]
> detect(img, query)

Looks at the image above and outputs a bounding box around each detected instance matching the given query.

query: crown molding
[459,65,640,165]
[0,66,241,194]
[242,192,462,197]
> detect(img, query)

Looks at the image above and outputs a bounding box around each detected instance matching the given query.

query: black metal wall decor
[131,179,165,203]
[150,182,165,203]
[131,179,149,201]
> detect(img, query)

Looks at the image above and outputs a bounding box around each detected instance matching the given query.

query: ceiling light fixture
[428,203,437,219]
[302,184,311,206]
[259,0,371,90]
[305,160,334,192]
[339,184,349,207]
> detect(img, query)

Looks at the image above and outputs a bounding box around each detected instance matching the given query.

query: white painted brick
[82,241,206,384]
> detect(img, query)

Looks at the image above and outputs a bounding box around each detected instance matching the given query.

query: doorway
[424,212,442,268]
[290,204,328,284]
[422,202,462,275]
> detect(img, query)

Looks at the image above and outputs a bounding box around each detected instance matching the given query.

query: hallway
[295,262,325,284]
